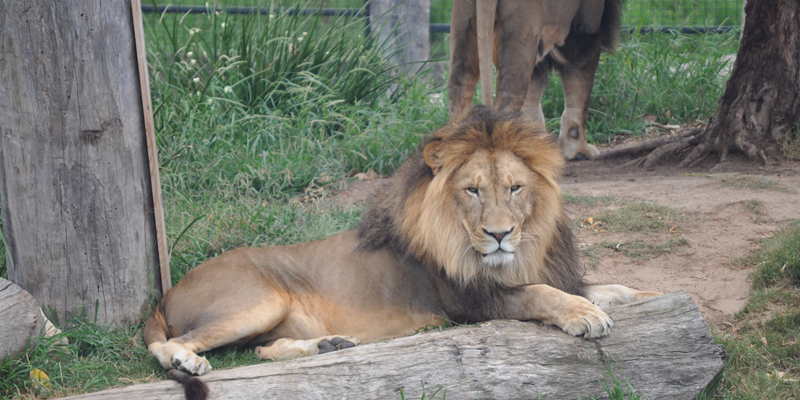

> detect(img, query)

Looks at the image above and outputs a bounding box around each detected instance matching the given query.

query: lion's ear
[423,138,445,175]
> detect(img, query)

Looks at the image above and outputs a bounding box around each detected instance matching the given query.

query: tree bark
[60,291,726,400]
[0,0,162,326]
[0,277,45,360]
[601,0,800,168]
[679,0,800,167]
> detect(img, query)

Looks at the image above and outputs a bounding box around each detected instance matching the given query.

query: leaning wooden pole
[60,292,726,400]
[131,0,171,293]
[0,0,164,325]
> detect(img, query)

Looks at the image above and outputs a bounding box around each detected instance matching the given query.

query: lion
[448,0,624,160]
[144,107,660,400]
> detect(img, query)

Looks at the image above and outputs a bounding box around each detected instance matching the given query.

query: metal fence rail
[141,1,745,33]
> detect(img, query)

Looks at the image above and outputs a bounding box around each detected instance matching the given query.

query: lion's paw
[558,296,613,339]
[317,336,360,354]
[171,350,211,376]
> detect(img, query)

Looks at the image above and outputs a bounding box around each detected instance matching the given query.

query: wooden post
[0,0,163,325]
[368,0,430,75]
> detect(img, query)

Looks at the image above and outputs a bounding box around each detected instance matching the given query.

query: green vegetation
[714,222,800,399]
[143,3,448,282]
[562,190,617,207]
[720,199,766,222]
[782,123,800,161]
[720,176,794,193]
[559,31,738,145]
[590,201,685,234]
[596,238,689,261]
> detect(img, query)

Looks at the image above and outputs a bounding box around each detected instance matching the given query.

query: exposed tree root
[595,128,702,160]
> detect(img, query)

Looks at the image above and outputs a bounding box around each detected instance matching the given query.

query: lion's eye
[466,187,479,195]
[510,185,521,193]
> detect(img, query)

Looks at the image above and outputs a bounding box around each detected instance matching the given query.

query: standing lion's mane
[358,107,585,297]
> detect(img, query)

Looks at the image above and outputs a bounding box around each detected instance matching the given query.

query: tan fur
[144,109,659,393]
[448,0,624,160]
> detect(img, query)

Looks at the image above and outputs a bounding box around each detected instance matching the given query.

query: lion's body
[448,0,623,160]
[145,108,659,399]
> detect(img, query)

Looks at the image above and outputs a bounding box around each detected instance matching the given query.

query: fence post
[368,0,430,74]
[0,0,163,326]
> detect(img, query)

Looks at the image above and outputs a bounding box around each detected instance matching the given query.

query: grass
[562,190,617,207]
[555,30,739,145]
[597,238,688,260]
[720,176,794,193]
[713,222,800,399]
[719,199,766,223]
[588,201,685,234]
[782,125,800,161]
[0,1,761,398]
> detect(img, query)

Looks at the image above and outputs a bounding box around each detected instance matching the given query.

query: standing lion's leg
[503,284,612,338]
[584,284,663,310]
[493,1,541,113]
[448,0,480,121]
[255,335,361,360]
[520,61,551,129]
[554,44,602,160]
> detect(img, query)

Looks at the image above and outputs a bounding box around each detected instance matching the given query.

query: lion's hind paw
[317,336,359,354]
[171,350,211,376]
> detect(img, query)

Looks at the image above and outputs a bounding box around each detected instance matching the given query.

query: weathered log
[60,291,724,400]
[0,277,44,360]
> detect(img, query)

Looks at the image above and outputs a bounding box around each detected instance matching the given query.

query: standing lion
[144,107,659,400]
[448,0,623,160]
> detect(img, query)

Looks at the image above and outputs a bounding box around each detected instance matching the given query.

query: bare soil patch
[325,150,800,331]
[563,152,799,329]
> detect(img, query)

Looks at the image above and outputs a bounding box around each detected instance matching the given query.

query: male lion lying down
[145,107,660,399]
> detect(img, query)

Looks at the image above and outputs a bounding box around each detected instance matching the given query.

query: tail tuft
[168,369,210,400]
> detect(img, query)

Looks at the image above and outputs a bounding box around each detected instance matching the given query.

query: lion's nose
[483,227,513,243]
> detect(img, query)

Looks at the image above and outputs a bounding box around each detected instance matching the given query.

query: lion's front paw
[171,350,211,376]
[557,296,613,339]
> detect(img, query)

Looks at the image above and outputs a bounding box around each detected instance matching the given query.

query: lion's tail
[476,0,498,107]
[144,307,210,400]
[168,370,210,400]
[600,0,625,51]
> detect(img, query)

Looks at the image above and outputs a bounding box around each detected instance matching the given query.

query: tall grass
[714,222,800,400]
[143,1,449,281]
[541,30,739,144]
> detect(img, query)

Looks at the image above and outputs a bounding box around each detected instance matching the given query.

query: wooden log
[61,291,725,400]
[0,0,162,325]
[0,277,45,360]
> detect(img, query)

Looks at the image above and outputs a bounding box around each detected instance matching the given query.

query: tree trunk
[368,0,430,75]
[679,0,800,168]
[59,292,726,400]
[601,0,800,169]
[0,0,162,326]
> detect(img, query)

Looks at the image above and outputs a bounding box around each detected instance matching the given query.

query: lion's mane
[358,107,585,297]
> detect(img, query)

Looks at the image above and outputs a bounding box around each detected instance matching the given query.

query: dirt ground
[562,151,799,330]
[329,147,800,332]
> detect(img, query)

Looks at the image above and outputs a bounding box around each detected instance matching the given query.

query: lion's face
[406,110,565,287]
[451,149,536,267]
